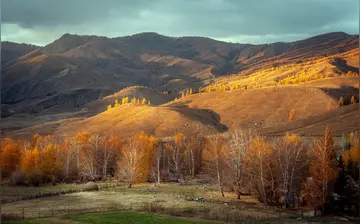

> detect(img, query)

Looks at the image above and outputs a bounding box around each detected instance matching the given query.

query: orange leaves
[304,127,337,209]
[288,109,296,122]
[20,147,40,173]
[342,133,359,166]
[39,144,62,178]
[75,131,90,144]
[0,138,22,177]
[175,132,184,147]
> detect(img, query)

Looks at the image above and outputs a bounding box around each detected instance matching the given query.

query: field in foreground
[3,211,227,224]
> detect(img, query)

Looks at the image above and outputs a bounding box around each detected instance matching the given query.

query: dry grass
[54,104,225,138]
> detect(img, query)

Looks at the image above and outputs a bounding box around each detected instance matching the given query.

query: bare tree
[272,135,309,207]
[227,129,256,199]
[204,134,228,197]
[116,138,145,188]
[152,143,163,185]
[167,142,184,182]
[80,134,100,180]
[100,136,119,179]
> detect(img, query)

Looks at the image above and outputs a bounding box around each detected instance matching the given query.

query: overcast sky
[1,0,359,46]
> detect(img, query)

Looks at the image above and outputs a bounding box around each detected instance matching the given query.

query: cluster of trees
[1,129,359,215]
[108,97,151,110]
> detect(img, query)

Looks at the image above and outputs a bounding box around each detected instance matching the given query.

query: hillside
[1,41,39,65]
[258,103,359,137]
[82,86,174,115]
[164,82,358,131]
[53,104,227,138]
[1,32,358,117]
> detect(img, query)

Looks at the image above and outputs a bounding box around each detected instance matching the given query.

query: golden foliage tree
[288,109,296,122]
[338,96,344,107]
[303,127,338,213]
[0,138,22,177]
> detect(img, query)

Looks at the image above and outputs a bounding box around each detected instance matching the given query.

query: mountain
[1,41,40,65]
[1,32,358,117]
[1,32,359,139]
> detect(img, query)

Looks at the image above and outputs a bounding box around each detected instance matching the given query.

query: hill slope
[53,104,227,138]
[1,32,358,117]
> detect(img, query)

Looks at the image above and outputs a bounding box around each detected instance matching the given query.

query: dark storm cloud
[1,0,358,45]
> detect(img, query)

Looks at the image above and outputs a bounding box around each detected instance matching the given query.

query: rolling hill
[1,31,359,140]
[1,32,358,117]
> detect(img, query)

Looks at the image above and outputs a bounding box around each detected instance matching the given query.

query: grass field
[2,211,227,224]
[0,182,116,202]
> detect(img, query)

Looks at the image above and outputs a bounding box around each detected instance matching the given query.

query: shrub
[26,170,43,186]
[9,171,25,185]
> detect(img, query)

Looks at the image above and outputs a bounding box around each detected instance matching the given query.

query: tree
[227,129,256,199]
[152,144,163,185]
[203,134,228,197]
[141,98,147,105]
[59,136,73,180]
[114,99,120,107]
[338,96,344,107]
[107,104,112,110]
[39,143,62,184]
[80,134,100,180]
[131,97,137,104]
[116,138,145,188]
[182,92,185,98]
[70,132,89,178]
[148,100,151,106]
[288,109,296,122]
[327,101,335,110]
[351,96,357,104]
[303,127,338,214]
[272,134,308,208]
[101,136,120,179]
[0,138,22,178]
[189,88,193,95]
[167,133,185,182]
[245,136,273,203]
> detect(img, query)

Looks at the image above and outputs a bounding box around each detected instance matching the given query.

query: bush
[9,171,25,185]
[26,170,43,187]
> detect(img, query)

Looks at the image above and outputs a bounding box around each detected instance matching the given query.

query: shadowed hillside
[1,32,358,117]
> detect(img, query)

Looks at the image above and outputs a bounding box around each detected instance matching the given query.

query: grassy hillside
[53,104,227,138]
[165,83,357,131]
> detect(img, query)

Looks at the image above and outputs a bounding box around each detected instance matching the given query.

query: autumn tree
[116,138,145,187]
[0,138,22,178]
[107,104,112,110]
[303,127,338,214]
[245,136,273,203]
[114,99,120,107]
[203,134,228,197]
[288,109,296,122]
[189,88,193,95]
[338,96,344,107]
[80,134,100,180]
[227,129,256,199]
[39,143,62,184]
[351,96,357,104]
[167,133,185,182]
[70,131,89,178]
[101,135,120,179]
[272,134,308,208]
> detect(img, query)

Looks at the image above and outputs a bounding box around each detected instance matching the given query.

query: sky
[1,0,359,46]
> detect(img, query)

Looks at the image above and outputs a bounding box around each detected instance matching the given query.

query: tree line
[0,128,359,215]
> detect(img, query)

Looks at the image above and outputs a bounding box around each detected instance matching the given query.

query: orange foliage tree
[0,138,22,178]
[303,127,338,213]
